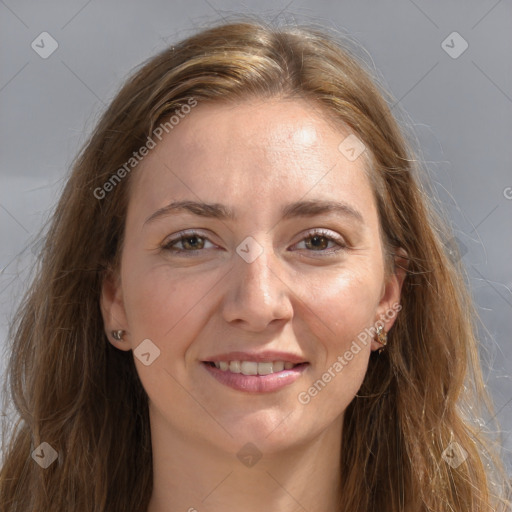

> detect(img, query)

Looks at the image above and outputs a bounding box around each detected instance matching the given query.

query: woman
[1,19,510,511]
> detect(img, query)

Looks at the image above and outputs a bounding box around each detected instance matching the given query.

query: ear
[100,267,131,351]
[371,247,408,352]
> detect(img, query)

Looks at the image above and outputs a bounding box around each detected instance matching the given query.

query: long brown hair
[1,18,510,511]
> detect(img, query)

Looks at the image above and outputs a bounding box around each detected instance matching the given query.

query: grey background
[1,0,511,474]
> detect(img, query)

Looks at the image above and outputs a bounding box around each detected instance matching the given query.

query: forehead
[129,98,375,218]
[177,98,328,146]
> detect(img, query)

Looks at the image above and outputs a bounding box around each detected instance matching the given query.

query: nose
[220,244,293,332]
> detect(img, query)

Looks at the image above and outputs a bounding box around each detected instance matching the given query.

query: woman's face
[102,98,404,454]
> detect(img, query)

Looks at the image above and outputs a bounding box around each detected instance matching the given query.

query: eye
[160,228,347,257]
[292,229,347,255]
[161,231,216,254]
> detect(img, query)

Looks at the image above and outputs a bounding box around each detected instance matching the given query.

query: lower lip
[202,362,309,393]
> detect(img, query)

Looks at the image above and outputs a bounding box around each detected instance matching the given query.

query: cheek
[306,266,382,346]
[298,272,379,412]
[121,257,218,347]
[120,262,222,396]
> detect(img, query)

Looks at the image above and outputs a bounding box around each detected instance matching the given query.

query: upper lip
[203,351,308,364]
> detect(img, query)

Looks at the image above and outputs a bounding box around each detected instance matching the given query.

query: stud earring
[375,325,388,353]
[111,330,125,341]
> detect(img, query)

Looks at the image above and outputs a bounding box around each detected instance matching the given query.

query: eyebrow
[144,199,364,225]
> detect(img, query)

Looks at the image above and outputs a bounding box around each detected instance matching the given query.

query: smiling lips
[202,352,309,392]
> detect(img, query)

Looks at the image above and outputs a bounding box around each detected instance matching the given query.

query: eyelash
[160,229,347,257]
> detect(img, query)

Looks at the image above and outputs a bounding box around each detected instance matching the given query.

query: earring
[375,325,388,353]
[111,329,125,341]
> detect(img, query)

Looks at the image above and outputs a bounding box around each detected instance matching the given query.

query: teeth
[273,361,284,372]
[240,361,258,375]
[257,362,273,375]
[211,360,300,375]
[229,361,241,373]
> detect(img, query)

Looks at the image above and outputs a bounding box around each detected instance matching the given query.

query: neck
[146,406,343,512]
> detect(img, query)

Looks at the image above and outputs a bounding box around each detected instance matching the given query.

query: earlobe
[100,268,131,351]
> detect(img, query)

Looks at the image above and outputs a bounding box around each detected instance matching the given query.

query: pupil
[184,236,203,249]
[308,235,327,250]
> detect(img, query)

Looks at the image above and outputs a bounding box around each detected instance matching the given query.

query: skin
[101,98,406,512]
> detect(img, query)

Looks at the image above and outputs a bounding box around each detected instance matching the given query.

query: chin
[217,410,310,449]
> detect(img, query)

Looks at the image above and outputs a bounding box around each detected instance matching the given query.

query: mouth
[203,360,309,376]
[201,358,309,393]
